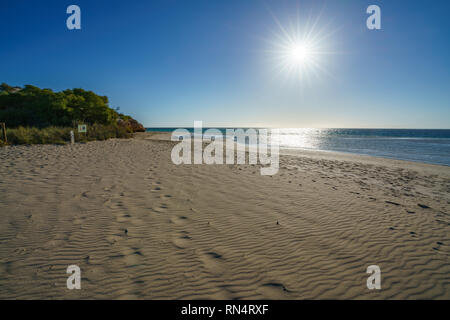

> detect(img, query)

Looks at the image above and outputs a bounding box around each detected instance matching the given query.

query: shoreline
[138,131,450,172]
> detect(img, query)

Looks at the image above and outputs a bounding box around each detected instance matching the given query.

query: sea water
[146,128,450,166]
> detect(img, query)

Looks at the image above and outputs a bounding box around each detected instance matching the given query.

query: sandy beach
[0,133,448,299]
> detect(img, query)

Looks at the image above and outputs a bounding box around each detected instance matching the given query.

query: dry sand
[0,132,449,299]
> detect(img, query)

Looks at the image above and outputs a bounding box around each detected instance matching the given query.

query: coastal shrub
[0,83,144,130]
[0,82,143,145]
[5,124,131,145]
[7,126,70,145]
[82,123,131,141]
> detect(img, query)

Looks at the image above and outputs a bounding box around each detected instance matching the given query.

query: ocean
[146,128,450,166]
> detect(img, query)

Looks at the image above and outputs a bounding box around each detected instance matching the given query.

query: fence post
[0,123,6,143]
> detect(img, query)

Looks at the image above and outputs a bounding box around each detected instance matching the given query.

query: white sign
[78,124,87,133]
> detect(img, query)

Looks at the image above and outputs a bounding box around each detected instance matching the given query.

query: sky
[1,0,449,128]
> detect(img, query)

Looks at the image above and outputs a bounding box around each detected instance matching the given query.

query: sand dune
[0,134,448,299]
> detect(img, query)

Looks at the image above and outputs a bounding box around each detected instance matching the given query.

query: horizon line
[144,126,450,130]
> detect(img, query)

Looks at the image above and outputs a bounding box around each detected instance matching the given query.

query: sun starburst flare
[266,8,337,85]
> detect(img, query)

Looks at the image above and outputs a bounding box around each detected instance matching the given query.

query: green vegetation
[7,126,71,145]
[0,83,144,145]
[6,124,131,145]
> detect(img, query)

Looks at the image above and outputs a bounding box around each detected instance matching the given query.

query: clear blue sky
[1,0,449,128]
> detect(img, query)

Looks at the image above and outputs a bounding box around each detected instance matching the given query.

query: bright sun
[287,43,314,67]
[276,39,320,80]
[267,10,334,84]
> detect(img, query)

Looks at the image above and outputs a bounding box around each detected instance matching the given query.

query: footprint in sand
[107,199,125,209]
[152,186,162,192]
[258,282,291,299]
[115,213,132,223]
[106,235,122,245]
[433,241,444,251]
[152,204,168,213]
[385,200,400,206]
[123,250,144,266]
[172,231,193,249]
[110,247,144,267]
[170,215,188,225]
[198,250,226,275]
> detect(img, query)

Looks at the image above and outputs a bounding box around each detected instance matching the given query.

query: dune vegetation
[0,83,144,145]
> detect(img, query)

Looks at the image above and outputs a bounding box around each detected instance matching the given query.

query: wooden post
[0,122,6,143]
